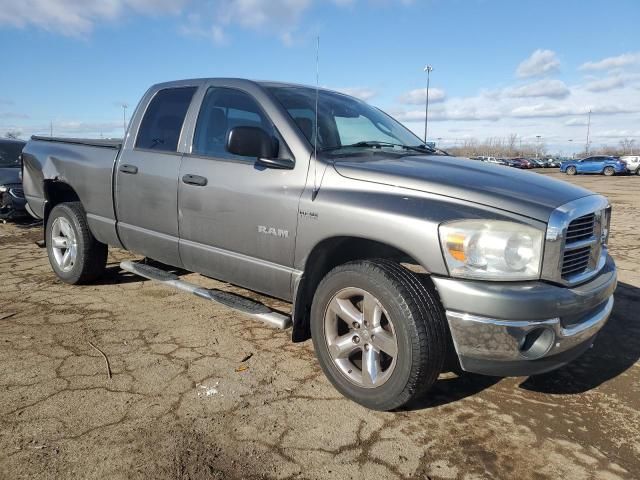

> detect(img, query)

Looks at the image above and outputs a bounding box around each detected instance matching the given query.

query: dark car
[560,156,627,176]
[509,158,533,169]
[0,138,28,219]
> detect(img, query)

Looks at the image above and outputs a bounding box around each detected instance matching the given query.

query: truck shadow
[401,372,501,411]
[519,281,640,394]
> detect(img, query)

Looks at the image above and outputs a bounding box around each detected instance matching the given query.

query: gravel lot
[1,171,638,480]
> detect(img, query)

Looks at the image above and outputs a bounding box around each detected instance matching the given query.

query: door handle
[119,164,138,174]
[182,174,208,186]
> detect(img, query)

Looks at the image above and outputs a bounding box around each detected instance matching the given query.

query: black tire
[46,202,107,284]
[635,168,639,176]
[603,166,615,176]
[566,166,577,175]
[310,259,448,411]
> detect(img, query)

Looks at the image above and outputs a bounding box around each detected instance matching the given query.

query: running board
[120,260,291,329]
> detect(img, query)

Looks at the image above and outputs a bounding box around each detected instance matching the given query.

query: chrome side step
[120,260,291,329]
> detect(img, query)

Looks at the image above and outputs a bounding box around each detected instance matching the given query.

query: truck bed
[22,135,123,248]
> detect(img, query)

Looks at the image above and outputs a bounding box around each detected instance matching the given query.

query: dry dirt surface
[1,171,639,480]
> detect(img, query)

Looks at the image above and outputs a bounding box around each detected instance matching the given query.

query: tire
[310,259,448,411]
[566,166,577,175]
[46,202,107,284]
[635,168,639,176]
[603,166,615,176]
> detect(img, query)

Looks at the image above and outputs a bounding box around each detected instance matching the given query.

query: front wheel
[46,202,107,284]
[310,259,448,411]
[603,166,615,176]
[566,166,577,175]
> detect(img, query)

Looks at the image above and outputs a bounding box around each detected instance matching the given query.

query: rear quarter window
[135,87,197,152]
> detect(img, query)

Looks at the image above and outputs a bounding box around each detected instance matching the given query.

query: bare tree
[4,131,21,139]
[619,138,636,155]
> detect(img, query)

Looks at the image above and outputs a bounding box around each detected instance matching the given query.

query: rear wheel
[635,167,640,176]
[311,259,448,411]
[603,166,615,176]
[566,166,577,175]
[46,202,107,284]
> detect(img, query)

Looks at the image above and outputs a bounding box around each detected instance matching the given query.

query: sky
[1,0,639,154]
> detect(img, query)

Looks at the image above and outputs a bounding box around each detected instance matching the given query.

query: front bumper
[432,255,617,376]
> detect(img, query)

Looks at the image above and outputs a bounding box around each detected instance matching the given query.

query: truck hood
[333,154,594,221]
[0,167,20,186]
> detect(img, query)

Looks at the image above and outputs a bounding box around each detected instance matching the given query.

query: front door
[177,84,306,299]
[115,86,197,266]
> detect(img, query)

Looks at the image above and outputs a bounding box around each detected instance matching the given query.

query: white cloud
[0,0,187,36]
[335,87,377,101]
[580,52,640,71]
[505,79,570,99]
[584,75,625,92]
[516,49,560,78]
[397,87,446,105]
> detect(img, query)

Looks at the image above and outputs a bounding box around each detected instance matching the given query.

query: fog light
[519,327,555,360]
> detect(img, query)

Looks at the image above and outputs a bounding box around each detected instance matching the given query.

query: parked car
[560,156,627,176]
[509,158,533,169]
[528,158,545,168]
[0,138,28,220]
[22,78,617,411]
[620,155,640,175]
[542,158,560,168]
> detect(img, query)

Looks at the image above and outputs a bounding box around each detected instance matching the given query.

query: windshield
[268,86,428,154]
[0,141,25,167]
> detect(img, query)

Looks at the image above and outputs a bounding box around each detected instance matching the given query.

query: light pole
[585,109,591,155]
[423,65,433,143]
[121,103,128,137]
[535,135,541,158]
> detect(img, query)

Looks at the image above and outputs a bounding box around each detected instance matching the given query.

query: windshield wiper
[321,141,439,153]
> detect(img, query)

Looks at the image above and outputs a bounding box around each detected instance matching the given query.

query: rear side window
[192,87,274,160]
[135,87,197,152]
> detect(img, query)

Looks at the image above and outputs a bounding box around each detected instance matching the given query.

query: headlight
[439,220,543,280]
[0,186,7,193]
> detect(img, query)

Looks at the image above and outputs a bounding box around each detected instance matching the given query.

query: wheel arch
[291,236,429,342]
[42,180,81,228]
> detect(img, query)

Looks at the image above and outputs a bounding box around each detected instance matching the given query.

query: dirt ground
[1,171,638,480]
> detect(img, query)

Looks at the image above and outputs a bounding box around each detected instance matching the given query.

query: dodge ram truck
[22,78,617,411]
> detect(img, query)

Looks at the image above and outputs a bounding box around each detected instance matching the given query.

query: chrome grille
[565,214,595,243]
[562,246,591,277]
[542,196,610,286]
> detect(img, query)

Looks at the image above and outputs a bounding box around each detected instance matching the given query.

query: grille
[566,213,595,243]
[562,246,591,277]
[561,213,598,280]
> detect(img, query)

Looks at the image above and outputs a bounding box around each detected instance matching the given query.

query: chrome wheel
[323,287,398,388]
[50,217,78,272]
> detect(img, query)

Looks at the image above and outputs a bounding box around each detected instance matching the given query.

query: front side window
[268,86,427,156]
[192,87,274,160]
[135,87,197,152]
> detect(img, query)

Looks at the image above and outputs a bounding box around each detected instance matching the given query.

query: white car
[620,155,640,175]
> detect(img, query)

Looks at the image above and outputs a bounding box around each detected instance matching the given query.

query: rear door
[115,85,198,267]
[177,82,307,300]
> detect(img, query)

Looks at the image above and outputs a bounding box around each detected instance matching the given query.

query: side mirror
[227,126,277,159]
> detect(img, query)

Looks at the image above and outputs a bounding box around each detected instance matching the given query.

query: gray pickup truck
[22,78,617,410]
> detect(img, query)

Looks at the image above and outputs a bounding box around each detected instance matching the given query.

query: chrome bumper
[432,255,617,376]
[447,296,613,363]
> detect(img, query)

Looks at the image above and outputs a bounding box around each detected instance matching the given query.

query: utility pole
[50,121,53,137]
[536,135,541,158]
[585,109,592,155]
[423,65,433,143]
